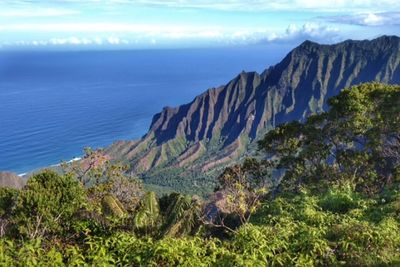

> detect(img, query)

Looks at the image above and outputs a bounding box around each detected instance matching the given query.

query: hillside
[108,36,400,194]
[0,172,24,190]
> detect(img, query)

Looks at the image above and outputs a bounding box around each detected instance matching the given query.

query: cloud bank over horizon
[0,1,399,49]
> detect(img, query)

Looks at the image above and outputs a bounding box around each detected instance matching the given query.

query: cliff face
[108,36,400,194]
[0,172,25,190]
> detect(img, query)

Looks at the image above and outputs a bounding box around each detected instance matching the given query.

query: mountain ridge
[107,35,400,194]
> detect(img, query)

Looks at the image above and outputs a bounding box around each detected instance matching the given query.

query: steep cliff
[108,36,400,194]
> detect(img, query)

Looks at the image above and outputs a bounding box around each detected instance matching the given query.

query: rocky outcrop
[108,36,400,193]
[0,172,25,189]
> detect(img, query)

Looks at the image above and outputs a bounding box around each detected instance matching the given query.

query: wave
[67,157,82,163]
[17,156,82,177]
[50,156,82,167]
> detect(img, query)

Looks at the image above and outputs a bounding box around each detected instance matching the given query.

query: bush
[318,183,362,214]
[13,170,86,238]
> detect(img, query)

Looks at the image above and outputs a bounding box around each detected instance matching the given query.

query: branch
[199,214,237,234]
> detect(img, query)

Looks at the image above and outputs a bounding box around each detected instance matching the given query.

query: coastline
[17,156,82,178]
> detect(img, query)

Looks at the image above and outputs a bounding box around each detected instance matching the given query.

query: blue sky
[1,0,400,49]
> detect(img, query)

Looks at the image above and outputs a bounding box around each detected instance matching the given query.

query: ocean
[0,45,289,174]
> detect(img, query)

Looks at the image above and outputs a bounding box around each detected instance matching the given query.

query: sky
[0,0,400,50]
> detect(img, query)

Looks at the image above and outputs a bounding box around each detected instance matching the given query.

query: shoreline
[17,156,82,177]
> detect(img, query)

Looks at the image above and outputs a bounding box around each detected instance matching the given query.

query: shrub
[13,170,86,238]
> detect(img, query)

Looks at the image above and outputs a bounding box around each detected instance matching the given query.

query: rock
[0,172,25,189]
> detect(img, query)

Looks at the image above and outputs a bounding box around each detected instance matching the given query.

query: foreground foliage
[0,83,399,266]
[1,185,399,266]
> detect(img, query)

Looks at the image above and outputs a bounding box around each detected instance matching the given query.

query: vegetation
[0,83,399,266]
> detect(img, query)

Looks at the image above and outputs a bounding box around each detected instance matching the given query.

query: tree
[13,170,86,239]
[101,194,126,218]
[62,148,144,212]
[101,164,144,212]
[0,188,18,237]
[258,83,400,194]
[61,147,111,187]
[134,192,160,235]
[202,159,269,233]
[160,193,202,237]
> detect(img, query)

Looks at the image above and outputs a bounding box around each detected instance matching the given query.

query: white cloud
[118,0,400,12]
[266,23,341,44]
[68,37,81,45]
[0,8,79,17]
[0,23,216,33]
[94,37,103,45]
[8,36,131,47]
[0,22,266,43]
[107,37,120,44]
[3,0,399,14]
[0,23,344,48]
[321,12,400,26]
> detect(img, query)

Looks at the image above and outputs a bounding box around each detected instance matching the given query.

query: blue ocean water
[0,46,289,174]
